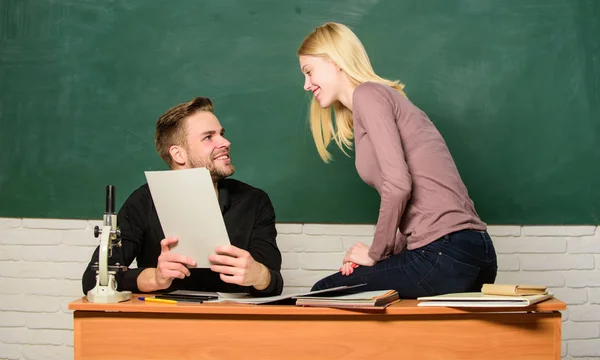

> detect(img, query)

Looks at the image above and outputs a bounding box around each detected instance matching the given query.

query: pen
[138,296,177,304]
[155,296,205,303]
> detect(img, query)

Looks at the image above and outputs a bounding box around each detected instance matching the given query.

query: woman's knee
[311,277,330,291]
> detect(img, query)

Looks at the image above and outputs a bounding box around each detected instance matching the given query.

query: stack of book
[417,284,552,307]
[295,289,400,310]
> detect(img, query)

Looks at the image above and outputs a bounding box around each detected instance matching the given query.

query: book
[172,284,368,305]
[481,283,547,296]
[417,292,553,308]
[295,290,400,309]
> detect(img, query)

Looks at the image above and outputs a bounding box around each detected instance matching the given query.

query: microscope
[86,185,132,303]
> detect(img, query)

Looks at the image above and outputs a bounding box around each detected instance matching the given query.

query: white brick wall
[1,219,599,360]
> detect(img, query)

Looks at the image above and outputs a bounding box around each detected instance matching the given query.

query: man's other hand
[138,236,197,292]
[208,245,270,290]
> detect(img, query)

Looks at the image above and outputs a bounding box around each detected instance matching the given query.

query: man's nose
[218,136,231,148]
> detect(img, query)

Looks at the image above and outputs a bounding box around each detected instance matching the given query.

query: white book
[417,292,554,307]
[145,168,230,268]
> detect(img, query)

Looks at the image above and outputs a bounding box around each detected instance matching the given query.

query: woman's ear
[326,58,343,72]
[169,145,187,167]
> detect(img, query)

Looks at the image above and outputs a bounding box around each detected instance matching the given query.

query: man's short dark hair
[154,97,214,167]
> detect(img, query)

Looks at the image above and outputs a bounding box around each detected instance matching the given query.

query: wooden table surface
[68,295,566,315]
[69,296,566,360]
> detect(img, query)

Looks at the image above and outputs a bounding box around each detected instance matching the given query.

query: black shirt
[82,178,283,297]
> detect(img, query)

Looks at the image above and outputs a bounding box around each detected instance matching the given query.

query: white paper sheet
[145,168,230,267]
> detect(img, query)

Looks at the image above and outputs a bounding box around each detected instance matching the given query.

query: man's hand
[208,245,271,291]
[137,236,197,292]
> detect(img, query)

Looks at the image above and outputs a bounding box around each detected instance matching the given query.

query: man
[82,97,283,296]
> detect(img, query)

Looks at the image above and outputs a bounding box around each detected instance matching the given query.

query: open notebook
[162,284,369,305]
[417,292,553,307]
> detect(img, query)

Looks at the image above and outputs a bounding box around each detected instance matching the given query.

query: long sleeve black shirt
[82,178,283,297]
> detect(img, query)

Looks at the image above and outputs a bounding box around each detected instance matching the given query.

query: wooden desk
[69,296,565,360]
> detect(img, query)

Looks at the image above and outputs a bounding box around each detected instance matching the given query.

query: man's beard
[189,155,235,182]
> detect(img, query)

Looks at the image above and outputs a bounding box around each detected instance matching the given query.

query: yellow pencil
[138,297,177,304]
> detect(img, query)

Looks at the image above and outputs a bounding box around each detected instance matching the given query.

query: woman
[298,22,497,298]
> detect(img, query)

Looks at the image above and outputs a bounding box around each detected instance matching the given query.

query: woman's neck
[337,76,357,111]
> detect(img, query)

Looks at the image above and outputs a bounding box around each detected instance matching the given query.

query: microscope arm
[98,225,111,287]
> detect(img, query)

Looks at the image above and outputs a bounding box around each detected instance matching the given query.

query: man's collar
[217,180,231,213]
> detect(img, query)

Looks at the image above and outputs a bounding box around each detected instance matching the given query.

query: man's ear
[169,145,187,167]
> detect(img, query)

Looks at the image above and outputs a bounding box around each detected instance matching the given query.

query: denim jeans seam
[439,250,482,272]
[415,251,441,287]
[480,231,489,254]
[444,234,497,266]
[402,250,427,268]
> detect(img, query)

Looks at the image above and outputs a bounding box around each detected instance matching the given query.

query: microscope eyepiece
[105,185,116,214]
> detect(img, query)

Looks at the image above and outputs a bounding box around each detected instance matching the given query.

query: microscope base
[86,276,132,303]
[87,287,132,303]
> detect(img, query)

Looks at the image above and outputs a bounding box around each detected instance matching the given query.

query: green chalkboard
[1,0,598,224]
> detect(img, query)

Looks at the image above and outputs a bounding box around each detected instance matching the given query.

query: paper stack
[295,290,400,309]
[417,283,552,308]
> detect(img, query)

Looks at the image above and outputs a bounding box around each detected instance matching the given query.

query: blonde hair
[298,22,406,162]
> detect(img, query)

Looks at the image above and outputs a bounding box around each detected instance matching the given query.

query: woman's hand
[340,261,359,276]
[340,243,375,275]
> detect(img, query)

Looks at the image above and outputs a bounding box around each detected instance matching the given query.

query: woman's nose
[303,76,312,91]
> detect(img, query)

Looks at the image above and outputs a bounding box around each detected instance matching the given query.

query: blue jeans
[311,230,498,298]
